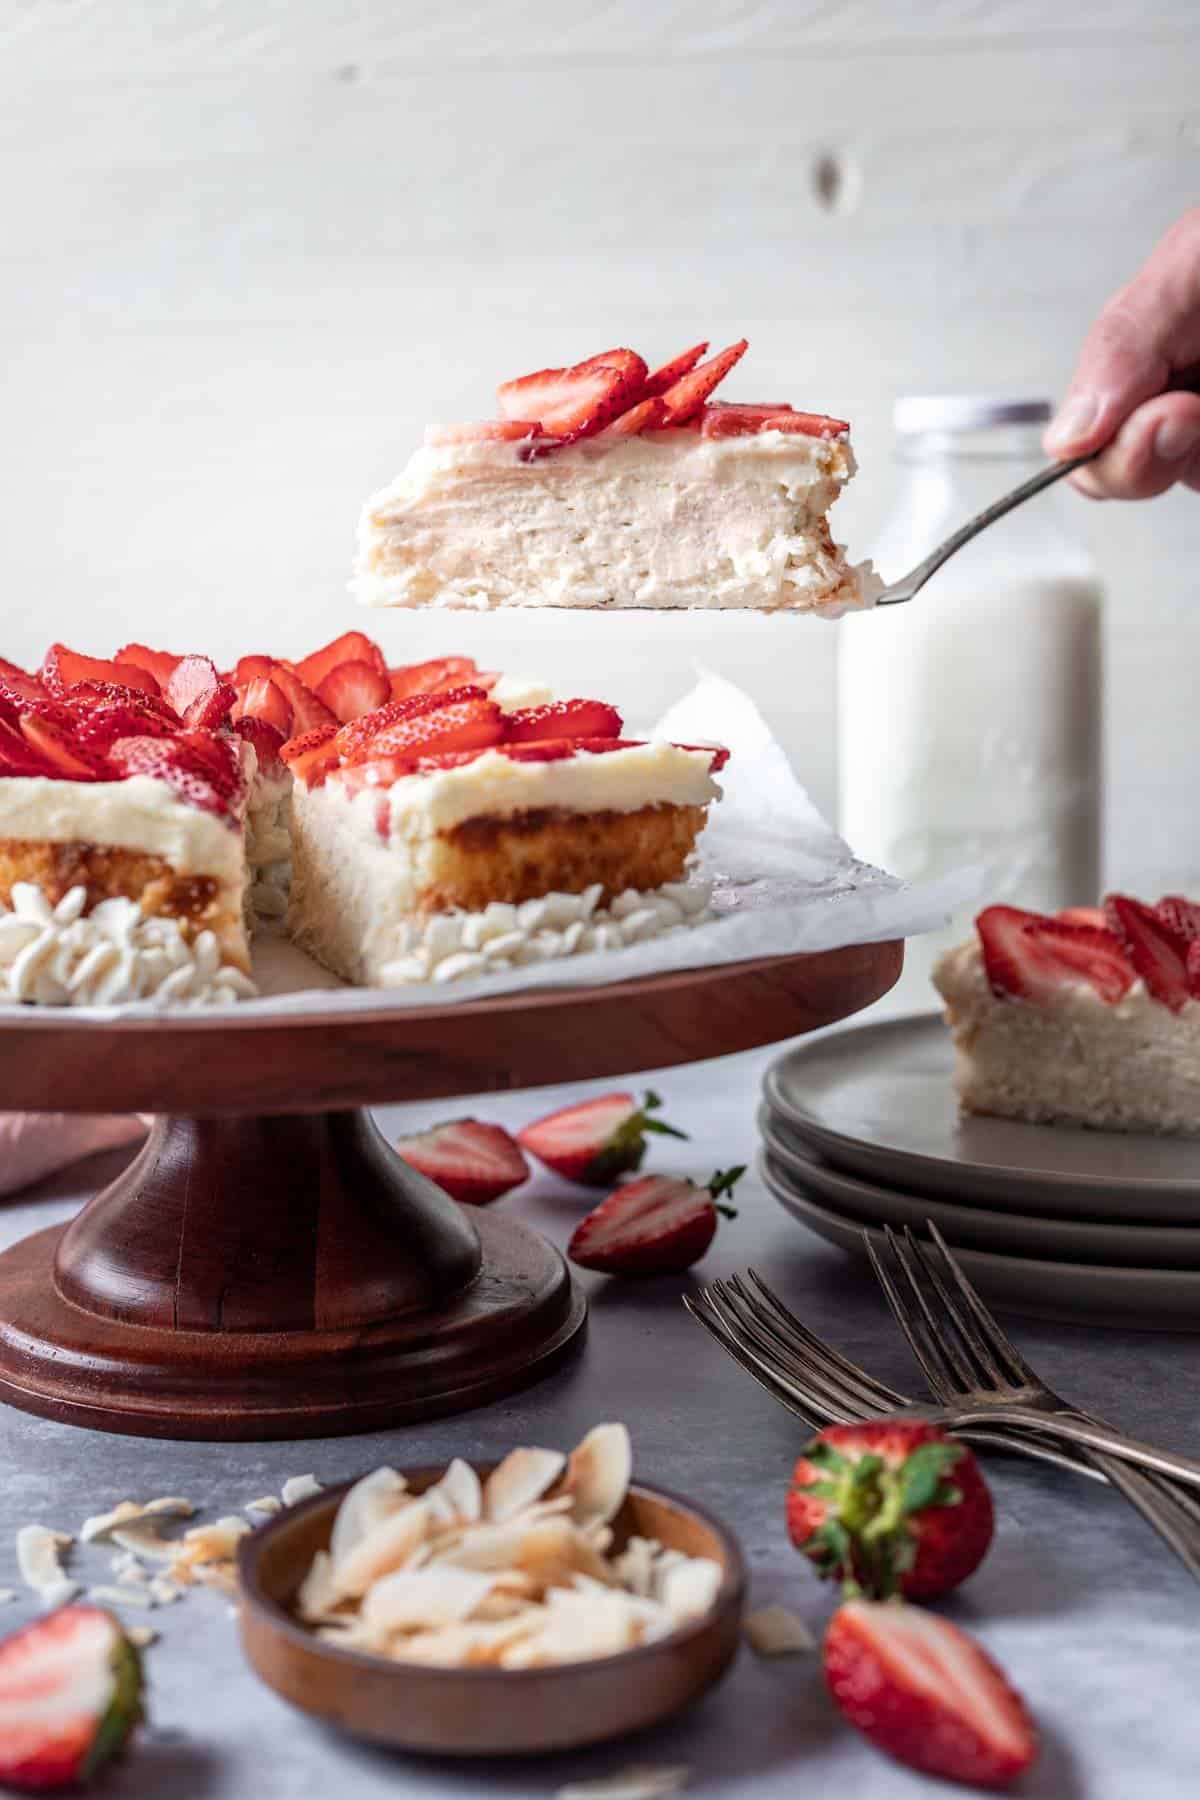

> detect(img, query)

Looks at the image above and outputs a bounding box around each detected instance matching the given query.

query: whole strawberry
[0,1604,144,1792]
[518,1089,687,1187]
[824,1599,1038,1789]
[788,1419,993,1601]
[567,1167,743,1276]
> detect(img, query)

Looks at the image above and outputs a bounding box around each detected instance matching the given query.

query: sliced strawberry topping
[395,1118,530,1206]
[334,687,488,765]
[388,657,477,701]
[0,657,50,712]
[115,642,182,688]
[163,654,220,717]
[232,715,286,771]
[505,699,623,743]
[73,697,176,754]
[316,659,391,724]
[1056,905,1110,928]
[763,409,850,438]
[1105,893,1190,1011]
[977,904,1134,1006]
[41,644,161,699]
[294,631,387,691]
[279,726,340,788]
[425,420,542,446]
[0,716,54,776]
[497,349,648,445]
[106,735,235,815]
[1157,895,1200,943]
[233,654,276,685]
[234,676,293,736]
[643,342,709,396]
[270,665,337,733]
[1188,940,1200,1001]
[701,402,849,439]
[657,339,749,425]
[368,694,505,765]
[494,741,577,763]
[673,740,730,771]
[19,714,110,781]
[592,397,667,441]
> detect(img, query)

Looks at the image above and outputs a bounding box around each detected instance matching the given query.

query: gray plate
[759,1104,1200,1268]
[762,1013,1200,1222]
[758,1151,1200,1331]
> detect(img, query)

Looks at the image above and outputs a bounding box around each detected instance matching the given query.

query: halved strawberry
[115,642,182,688]
[232,715,286,771]
[592,397,667,441]
[395,1119,530,1206]
[388,656,478,701]
[369,694,505,764]
[496,348,648,445]
[234,654,276,685]
[504,699,623,744]
[41,644,161,699]
[1157,895,1200,943]
[518,1089,687,1186]
[643,342,709,396]
[976,905,1133,1006]
[0,716,54,776]
[235,676,293,736]
[0,1603,144,1795]
[425,420,542,446]
[294,631,387,691]
[270,665,338,733]
[279,725,340,787]
[824,1600,1038,1789]
[1105,893,1190,1011]
[106,735,235,815]
[316,659,391,724]
[20,714,110,781]
[657,339,749,425]
[567,1167,743,1276]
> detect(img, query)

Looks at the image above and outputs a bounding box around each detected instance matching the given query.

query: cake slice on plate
[933,896,1200,1136]
[352,338,878,613]
[283,688,725,987]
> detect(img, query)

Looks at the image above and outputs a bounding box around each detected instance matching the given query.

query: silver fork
[868,1224,1200,1579]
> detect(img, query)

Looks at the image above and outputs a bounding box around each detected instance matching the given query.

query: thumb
[1045,209,1200,459]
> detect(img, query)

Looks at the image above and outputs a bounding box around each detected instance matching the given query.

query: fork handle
[1088,1451,1200,1582]
[935,1405,1200,1491]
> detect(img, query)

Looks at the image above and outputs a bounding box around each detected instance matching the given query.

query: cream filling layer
[0,774,244,885]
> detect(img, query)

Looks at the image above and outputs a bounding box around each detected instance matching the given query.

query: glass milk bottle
[838,396,1103,1011]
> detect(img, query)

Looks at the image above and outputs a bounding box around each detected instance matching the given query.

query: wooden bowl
[237,1467,746,1756]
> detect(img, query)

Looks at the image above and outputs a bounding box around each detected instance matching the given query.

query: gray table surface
[1,1029,1197,1799]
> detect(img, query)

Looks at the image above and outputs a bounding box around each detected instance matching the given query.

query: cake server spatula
[874,368,1200,608]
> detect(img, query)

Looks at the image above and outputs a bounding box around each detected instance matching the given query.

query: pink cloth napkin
[0,1113,148,1199]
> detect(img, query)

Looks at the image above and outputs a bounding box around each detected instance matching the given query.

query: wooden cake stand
[0,942,900,1441]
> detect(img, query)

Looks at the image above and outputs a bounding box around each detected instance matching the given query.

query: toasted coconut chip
[328,1468,409,1566]
[361,1565,499,1636]
[296,1550,343,1624]
[17,1526,78,1606]
[501,1588,642,1669]
[144,1498,195,1518]
[424,1458,482,1528]
[127,1625,158,1649]
[149,1576,182,1606]
[656,1556,722,1623]
[612,1535,658,1598]
[109,1553,148,1584]
[331,1498,432,1600]
[167,1516,250,1585]
[80,1500,144,1543]
[557,1424,632,1527]
[245,1496,283,1517]
[743,1605,816,1656]
[484,1447,566,1523]
[193,1562,240,1597]
[282,1474,323,1506]
[88,1583,156,1609]
[111,1524,177,1563]
[389,1610,545,1668]
[557,1767,690,1800]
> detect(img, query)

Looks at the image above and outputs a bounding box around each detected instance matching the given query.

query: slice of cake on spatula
[352,338,878,614]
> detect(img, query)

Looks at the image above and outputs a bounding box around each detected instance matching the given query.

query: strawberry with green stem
[518,1089,688,1187]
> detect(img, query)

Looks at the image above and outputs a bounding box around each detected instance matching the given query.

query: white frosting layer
[325,742,721,839]
[0,885,257,1007]
[489,672,554,711]
[353,428,878,613]
[0,773,243,884]
[377,879,714,986]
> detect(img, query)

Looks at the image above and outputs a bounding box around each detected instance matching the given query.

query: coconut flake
[484,1447,566,1523]
[244,1496,283,1518]
[743,1604,816,1656]
[17,1526,78,1607]
[328,1469,409,1567]
[558,1424,632,1527]
[127,1625,158,1648]
[281,1475,323,1506]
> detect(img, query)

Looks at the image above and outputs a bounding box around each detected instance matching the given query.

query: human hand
[1043,208,1200,499]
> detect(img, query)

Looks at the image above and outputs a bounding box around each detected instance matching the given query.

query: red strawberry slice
[504,699,623,744]
[0,716,55,776]
[1157,895,1200,944]
[567,1167,743,1275]
[41,644,161,699]
[279,725,340,787]
[163,654,221,718]
[294,631,387,691]
[518,1089,687,1187]
[1188,940,1200,1001]
[174,730,243,800]
[1056,905,1109,928]
[233,654,276,684]
[497,348,648,445]
[334,686,488,764]
[976,905,1134,1006]
[644,342,709,396]
[592,397,667,441]
[1105,893,1190,1011]
[368,695,504,765]
[232,715,286,771]
[73,698,176,754]
[425,420,542,446]
[388,656,478,701]
[106,735,235,815]
[701,403,849,439]
[495,741,577,763]
[114,642,182,688]
[19,714,110,781]
[788,1420,994,1602]
[0,1602,144,1795]
[183,683,236,731]
[316,659,391,724]
[824,1600,1038,1789]
[270,665,337,734]
[673,740,730,771]
[762,409,850,438]
[657,339,749,425]
[395,1119,530,1206]
[0,657,51,711]
[235,676,293,736]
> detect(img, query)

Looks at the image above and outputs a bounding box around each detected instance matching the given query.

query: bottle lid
[894,395,1050,434]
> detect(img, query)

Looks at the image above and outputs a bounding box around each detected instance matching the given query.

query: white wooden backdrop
[2,0,1197,889]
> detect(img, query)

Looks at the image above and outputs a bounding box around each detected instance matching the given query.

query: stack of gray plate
[759,1014,1200,1330]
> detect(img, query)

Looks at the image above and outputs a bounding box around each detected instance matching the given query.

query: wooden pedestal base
[0,1112,585,1440]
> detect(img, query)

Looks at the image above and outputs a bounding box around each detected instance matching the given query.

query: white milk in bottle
[839,396,1102,1011]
